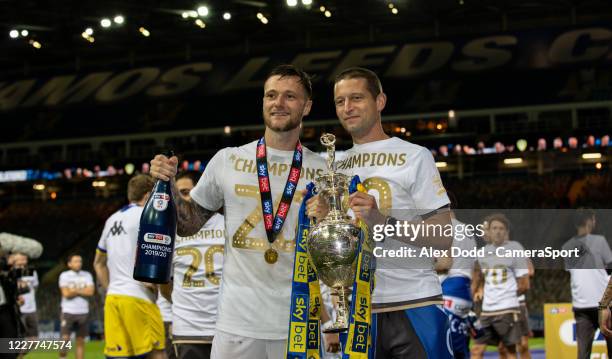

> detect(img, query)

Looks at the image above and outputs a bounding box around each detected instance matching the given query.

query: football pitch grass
[25,338,546,358]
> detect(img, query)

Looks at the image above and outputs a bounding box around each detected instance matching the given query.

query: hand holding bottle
[150,154,179,181]
[134,152,178,284]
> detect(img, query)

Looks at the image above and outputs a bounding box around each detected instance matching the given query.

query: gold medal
[264,248,278,264]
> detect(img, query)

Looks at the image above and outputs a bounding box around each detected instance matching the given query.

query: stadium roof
[2,0,612,76]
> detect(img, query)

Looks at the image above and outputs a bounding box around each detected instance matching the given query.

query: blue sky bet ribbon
[286,182,322,359]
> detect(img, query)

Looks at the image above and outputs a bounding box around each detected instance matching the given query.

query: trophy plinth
[307,134,361,333]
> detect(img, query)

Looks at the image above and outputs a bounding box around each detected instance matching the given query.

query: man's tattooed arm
[171,181,216,237]
[600,276,612,308]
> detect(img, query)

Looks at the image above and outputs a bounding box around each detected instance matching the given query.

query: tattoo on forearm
[601,277,612,306]
[174,191,215,237]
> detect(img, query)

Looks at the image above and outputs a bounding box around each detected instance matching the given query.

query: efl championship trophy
[307,133,361,333]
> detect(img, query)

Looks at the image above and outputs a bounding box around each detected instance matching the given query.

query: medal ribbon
[286,182,322,359]
[256,137,303,245]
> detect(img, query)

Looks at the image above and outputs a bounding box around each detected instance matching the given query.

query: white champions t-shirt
[59,270,94,315]
[336,137,450,305]
[19,270,39,314]
[563,234,612,308]
[479,240,529,312]
[172,213,225,338]
[97,204,156,303]
[190,140,326,339]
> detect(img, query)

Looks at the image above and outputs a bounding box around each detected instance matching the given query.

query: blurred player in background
[563,208,612,359]
[437,200,477,359]
[471,214,529,359]
[498,257,533,359]
[160,170,225,359]
[94,174,166,359]
[58,254,95,359]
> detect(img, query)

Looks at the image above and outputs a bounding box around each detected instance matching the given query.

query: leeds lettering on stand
[1,27,610,111]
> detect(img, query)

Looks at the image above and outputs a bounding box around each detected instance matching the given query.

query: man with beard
[149,65,327,358]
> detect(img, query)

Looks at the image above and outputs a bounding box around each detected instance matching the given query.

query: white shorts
[211,330,286,359]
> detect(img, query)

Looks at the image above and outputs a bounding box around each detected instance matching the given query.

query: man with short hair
[563,208,612,359]
[477,219,534,359]
[150,65,327,358]
[59,254,94,359]
[93,174,167,359]
[471,214,529,359]
[310,67,454,358]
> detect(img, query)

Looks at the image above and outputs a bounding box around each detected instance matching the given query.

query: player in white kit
[59,254,95,359]
[471,213,529,359]
[93,174,166,359]
[563,209,612,359]
[160,170,225,359]
[149,65,327,359]
[309,67,454,358]
[478,218,533,359]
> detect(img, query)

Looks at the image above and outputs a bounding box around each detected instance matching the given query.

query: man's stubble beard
[263,112,303,133]
[341,116,375,140]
